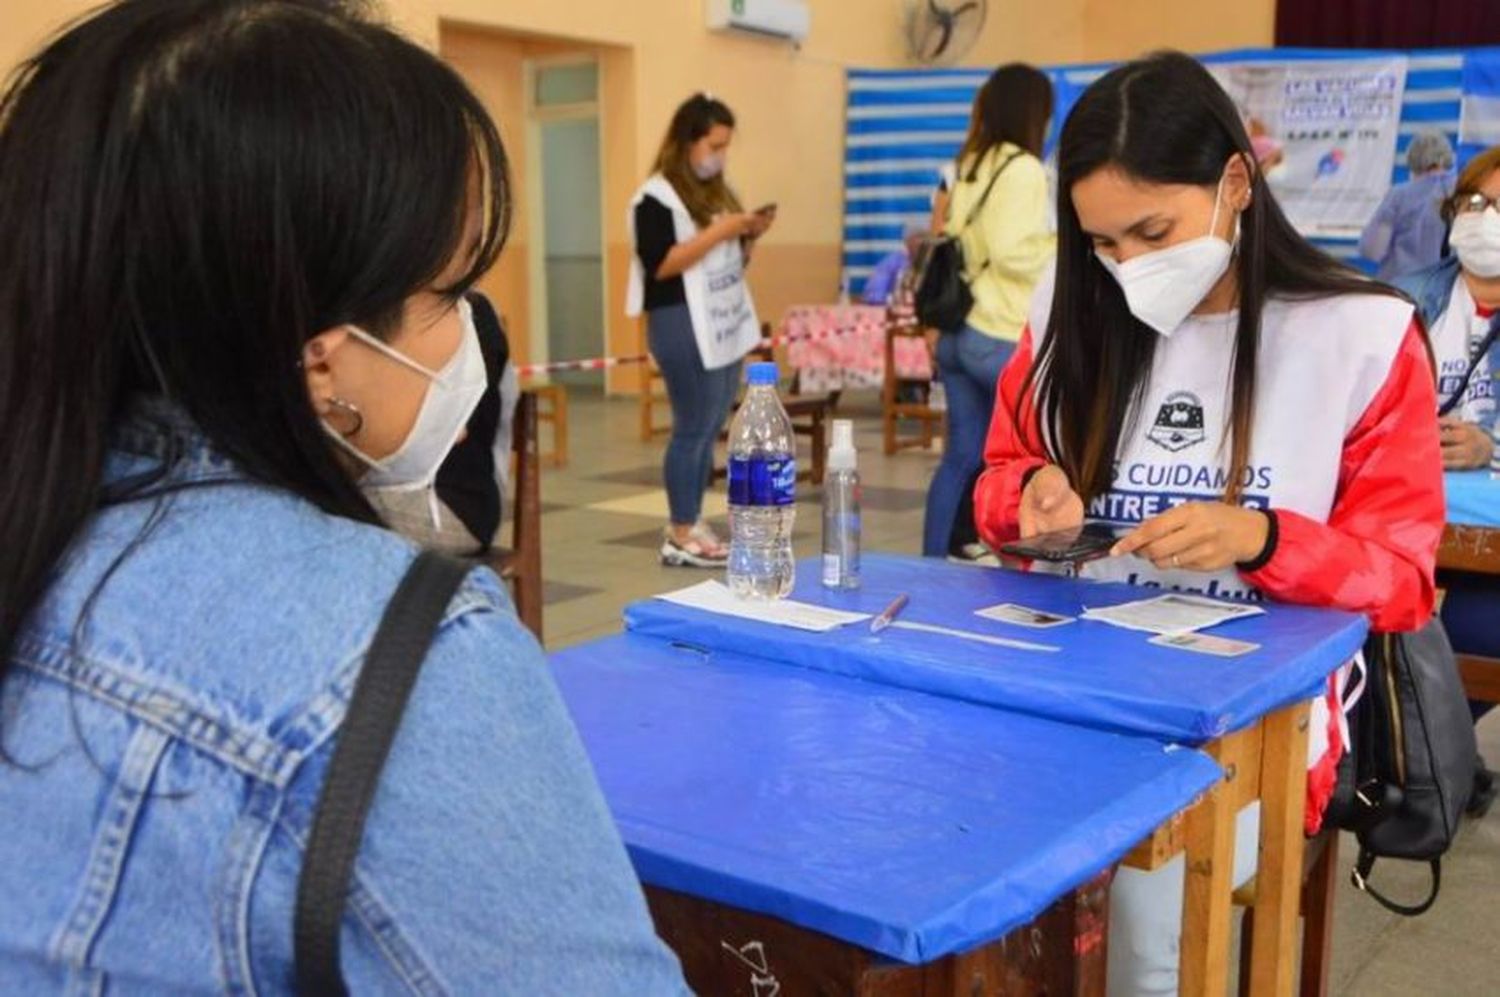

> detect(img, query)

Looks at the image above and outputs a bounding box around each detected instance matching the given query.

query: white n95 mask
[327,299,488,521]
[1450,208,1500,278]
[1097,175,1237,337]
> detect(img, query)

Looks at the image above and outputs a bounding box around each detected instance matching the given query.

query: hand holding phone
[999,523,1119,563]
[753,202,778,217]
[1019,465,1084,538]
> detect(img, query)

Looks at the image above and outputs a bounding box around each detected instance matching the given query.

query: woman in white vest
[974,53,1445,996]
[1395,144,1500,815]
[628,94,770,566]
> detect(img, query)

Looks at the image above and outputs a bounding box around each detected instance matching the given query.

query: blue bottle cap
[747,362,779,386]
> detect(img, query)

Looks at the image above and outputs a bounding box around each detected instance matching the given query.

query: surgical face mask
[1450,208,1500,278]
[1096,175,1237,337]
[692,152,724,181]
[327,299,488,520]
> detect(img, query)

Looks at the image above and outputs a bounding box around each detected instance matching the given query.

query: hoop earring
[326,396,364,438]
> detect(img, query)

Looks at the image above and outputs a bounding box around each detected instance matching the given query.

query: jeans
[922,325,1016,557]
[648,304,743,526]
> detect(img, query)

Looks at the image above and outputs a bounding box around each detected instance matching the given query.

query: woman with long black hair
[0,1,685,991]
[975,52,1444,994]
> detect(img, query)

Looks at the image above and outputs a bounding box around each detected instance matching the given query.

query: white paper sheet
[1080,593,1265,635]
[655,580,871,633]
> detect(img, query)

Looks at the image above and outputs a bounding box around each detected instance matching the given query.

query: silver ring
[1171,554,1181,569]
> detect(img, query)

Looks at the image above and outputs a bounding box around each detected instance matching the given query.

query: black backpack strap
[1351,849,1442,917]
[294,551,472,996]
[1437,312,1500,417]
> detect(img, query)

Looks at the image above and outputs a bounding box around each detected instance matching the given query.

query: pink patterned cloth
[780,304,933,393]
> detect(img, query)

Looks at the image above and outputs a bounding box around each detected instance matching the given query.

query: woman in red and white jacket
[974,53,1444,996]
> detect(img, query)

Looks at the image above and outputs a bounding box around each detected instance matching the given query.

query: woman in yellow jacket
[923,64,1056,558]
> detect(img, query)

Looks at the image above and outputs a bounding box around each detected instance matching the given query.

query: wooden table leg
[1179,726,1256,997]
[1248,700,1311,997]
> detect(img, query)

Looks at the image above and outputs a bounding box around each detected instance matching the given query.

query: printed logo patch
[1147,391,1206,452]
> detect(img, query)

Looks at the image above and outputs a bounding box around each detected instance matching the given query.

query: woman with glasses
[1396,147,1500,471]
[1395,145,1500,816]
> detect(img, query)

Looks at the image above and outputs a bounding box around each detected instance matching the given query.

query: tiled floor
[529,387,1500,995]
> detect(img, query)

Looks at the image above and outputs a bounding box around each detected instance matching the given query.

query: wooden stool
[485,390,543,640]
[1234,830,1340,997]
[881,309,943,456]
[713,393,835,487]
[529,382,569,468]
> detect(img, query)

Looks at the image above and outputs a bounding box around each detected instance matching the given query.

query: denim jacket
[0,398,688,995]
[1395,254,1500,437]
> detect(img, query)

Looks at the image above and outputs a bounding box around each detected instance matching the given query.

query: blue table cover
[624,554,1368,743]
[1447,470,1500,528]
[552,634,1221,964]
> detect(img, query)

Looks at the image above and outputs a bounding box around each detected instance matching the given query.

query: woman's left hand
[1439,416,1494,470]
[1110,502,1270,572]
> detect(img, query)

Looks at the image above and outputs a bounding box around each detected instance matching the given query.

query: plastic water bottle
[929,378,947,412]
[821,419,861,589]
[727,362,797,600]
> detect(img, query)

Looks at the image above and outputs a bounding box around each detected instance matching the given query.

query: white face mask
[1096,175,1237,337]
[1450,208,1500,278]
[692,152,724,181]
[327,299,488,520]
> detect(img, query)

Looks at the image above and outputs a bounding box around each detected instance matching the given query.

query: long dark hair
[1027,51,1398,505]
[652,93,743,227]
[957,63,1053,180]
[0,1,510,675]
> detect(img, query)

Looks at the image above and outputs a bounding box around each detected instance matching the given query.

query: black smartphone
[999,524,1119,563]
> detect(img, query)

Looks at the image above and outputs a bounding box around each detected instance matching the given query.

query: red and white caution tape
[516,312,902,379]
[515,354,650,378]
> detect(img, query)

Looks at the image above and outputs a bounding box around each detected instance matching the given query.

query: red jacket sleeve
[975,325,1049,550]
[1241,321,1443,633]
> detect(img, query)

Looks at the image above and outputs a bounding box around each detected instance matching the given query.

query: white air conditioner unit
[706,0,811,43]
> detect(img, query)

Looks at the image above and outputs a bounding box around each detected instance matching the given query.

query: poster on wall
[1209,55,1408,238]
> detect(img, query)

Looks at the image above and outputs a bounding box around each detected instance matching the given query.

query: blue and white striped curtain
[844,48,1478,295]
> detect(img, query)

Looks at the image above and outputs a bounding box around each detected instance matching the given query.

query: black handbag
[912,150,1021,332]
[294,551,472,995]
[1322,619,1477,916]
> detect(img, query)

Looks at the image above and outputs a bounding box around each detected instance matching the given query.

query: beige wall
[3,0,1274,390]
